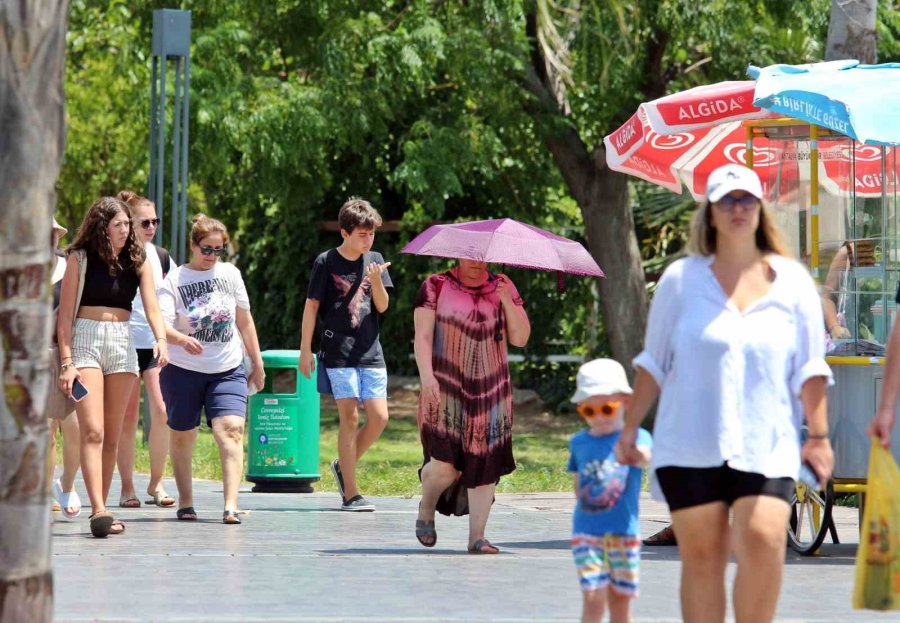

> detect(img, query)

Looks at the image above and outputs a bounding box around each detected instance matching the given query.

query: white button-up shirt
[634,254,833,499]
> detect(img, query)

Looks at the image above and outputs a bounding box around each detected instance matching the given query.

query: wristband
[60,362,75,371]
[156,337,167,342]
[806,432,829,440]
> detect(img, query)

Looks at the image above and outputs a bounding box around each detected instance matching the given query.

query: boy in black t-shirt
[299,198,393,511]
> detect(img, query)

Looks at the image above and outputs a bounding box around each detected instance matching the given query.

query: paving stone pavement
[50,474,895,622]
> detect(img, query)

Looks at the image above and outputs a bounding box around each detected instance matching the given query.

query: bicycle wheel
[787,478,834,555]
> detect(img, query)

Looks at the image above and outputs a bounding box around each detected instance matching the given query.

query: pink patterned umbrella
[401,218,604,277]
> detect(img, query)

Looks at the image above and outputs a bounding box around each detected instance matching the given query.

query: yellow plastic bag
[853,440,900,610]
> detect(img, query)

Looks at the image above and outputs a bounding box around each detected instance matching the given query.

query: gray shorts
[71,318,138,376]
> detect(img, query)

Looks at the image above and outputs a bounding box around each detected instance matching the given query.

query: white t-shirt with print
[159,262,251,374]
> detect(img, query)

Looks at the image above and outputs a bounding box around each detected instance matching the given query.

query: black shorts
[136,348,159,373]
[656,462,794,512]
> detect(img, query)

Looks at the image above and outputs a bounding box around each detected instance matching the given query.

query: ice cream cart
[743,118,900,554]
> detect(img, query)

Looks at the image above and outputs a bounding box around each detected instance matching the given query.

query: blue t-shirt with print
[567,428,652,537]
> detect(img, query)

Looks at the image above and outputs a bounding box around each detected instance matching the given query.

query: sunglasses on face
[199,245,226,257]
[140,218,160,229]
[577,401,621,418]
[714,194,760,212]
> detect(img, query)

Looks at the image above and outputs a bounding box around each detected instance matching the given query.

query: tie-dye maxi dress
[413,270,525,516]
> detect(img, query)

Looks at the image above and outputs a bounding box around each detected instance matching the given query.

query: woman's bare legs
[731,495,790,623]
[116,377,142,502]
[467,482,497,549]
[170,428,197,510]
[100,373,137,503]
[211,415,245,511]
[142,366,169,497]
[670,501,731,623]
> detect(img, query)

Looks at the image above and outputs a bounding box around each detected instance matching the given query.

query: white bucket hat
[570,358,632,404]
[706,163,763,203]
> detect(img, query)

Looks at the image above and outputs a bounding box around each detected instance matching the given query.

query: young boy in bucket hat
[567,358,652,623]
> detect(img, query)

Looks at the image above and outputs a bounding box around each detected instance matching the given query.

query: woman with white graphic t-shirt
[158,214,265,525]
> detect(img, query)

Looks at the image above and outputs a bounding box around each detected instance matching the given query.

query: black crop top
[79,249,141,312]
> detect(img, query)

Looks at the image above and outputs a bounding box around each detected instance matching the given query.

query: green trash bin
[246,350,320,492]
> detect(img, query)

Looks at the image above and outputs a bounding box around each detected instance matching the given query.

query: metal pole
[158,59,168,250]
[179,55,191,263]
[810,125,820,278]
[149,56,160,244]
[171,56,183,263]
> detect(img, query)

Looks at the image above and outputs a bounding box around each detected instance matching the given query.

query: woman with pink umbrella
[405,218,602,553]
[412,258,530,553]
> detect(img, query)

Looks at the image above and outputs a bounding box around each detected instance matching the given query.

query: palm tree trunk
[0,1,70,620]
[826,0,877,63]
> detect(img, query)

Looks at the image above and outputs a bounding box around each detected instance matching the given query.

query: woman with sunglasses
[615,164,833,623]
[412,259,530,553]
[57,197,170,538]
[113,191,176,510]
[158,214,264,524]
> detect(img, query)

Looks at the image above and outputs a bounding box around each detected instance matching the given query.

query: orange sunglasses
[577,401,621,418]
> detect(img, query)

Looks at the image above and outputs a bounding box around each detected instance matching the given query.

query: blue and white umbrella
[749,60,900,146]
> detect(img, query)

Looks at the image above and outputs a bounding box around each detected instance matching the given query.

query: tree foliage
[58,1,898,385]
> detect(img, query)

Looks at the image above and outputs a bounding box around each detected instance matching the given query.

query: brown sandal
[89,511,114,538]
[643,525,677,546]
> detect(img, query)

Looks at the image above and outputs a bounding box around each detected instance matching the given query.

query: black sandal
[176,507,197,521]
[223,509,241,525]
[415,519,437,547]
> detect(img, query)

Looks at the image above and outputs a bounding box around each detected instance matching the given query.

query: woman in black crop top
[56,196,170,538]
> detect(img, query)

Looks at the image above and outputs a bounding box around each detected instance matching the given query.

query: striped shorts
[572,533,641,596]
[71,318,138,376]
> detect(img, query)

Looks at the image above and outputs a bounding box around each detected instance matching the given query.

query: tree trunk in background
[0,1,70,621]
[523,65,649,375]
[826,0,878,63]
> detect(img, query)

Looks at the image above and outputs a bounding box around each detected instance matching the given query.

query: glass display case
[745,120,900,483]
[753,124,900,356]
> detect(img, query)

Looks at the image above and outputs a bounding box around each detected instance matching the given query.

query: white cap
[706,164,763,203]
[52,217,67,236]
[570,358,632,404]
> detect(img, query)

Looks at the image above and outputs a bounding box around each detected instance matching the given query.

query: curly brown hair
[67,197,145,275]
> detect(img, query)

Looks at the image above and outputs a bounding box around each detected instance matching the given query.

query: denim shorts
[159,363,248,431]
[325,367,388,402]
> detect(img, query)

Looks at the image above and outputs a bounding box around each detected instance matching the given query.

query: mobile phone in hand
[72,378,89,402]
[798,462,821,488]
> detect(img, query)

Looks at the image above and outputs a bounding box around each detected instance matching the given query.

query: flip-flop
[642,525,677,546]
[223,509,242,525]
[176,507,197,521]
[118,494,141,508]
[146,489,176,507]
[89,511,115,538]
[467,538,499,555]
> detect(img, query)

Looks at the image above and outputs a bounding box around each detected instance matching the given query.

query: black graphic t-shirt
[307,249,393,368]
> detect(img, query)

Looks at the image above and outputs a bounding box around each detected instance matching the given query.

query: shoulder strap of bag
[72,250,87,326]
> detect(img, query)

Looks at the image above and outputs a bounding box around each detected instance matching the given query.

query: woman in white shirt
[115,191,176,509]
[616,164,834,623]
[158,214,264,524]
